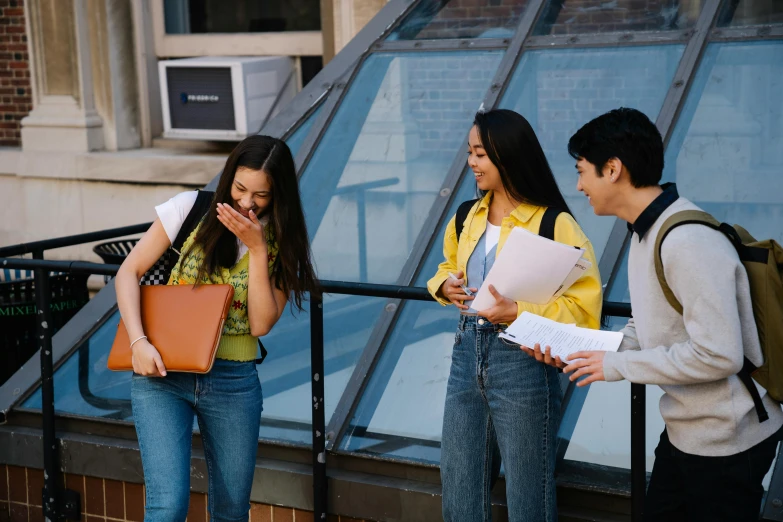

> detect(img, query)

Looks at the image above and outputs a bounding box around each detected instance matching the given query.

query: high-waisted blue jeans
[441,315,561,522]
[131,359,263,522]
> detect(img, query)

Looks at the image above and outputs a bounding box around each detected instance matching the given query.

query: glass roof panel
[257,294,389,444]
[664,41,783,245]
[266,51,504,443]
[500,45,684,261]
[533,0,703,35]
[339,173,477,462]
[387,0,530,40]
[340,44,684,463]
[717,0,783,27]
[299,51,504,284]
[284,102,324,157]
[23,310,133,420]
[566,40,783,472]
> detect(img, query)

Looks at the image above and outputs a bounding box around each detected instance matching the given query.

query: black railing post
[34,267,81,521]
[310,293,327,519]
[35,267,59,520]
[631,382,646,521]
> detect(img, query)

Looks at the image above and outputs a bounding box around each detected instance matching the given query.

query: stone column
[323,0,387,62]
[86,0,141,151]
[21,0,105,152]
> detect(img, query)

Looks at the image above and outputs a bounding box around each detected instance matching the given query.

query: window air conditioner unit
[159,56,296,141]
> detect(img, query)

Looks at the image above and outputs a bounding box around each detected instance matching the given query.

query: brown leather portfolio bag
[108,284,235,374]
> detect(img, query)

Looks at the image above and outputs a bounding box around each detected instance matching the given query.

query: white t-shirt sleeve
[155,191,199,244]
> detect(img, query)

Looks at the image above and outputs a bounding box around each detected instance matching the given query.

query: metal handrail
[0,222,152,258]
[1,258,121,275]
[0,255,639,521]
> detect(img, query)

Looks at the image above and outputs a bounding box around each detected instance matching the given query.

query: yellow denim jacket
[427,192,603,329]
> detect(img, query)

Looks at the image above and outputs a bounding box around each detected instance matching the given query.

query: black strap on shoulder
[255,340,268,365]
[172,190,215,252]
[456,201,565,242]
[538,207,564,241]
[455,199,479,243]
[739,357,769,423]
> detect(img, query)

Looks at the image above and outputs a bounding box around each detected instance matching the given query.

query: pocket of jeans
[454,329,463,346]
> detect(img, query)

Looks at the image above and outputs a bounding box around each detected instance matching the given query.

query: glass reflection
[534,0,703,35]
[285,102,323,158]
[341,45,684,465]
[665,41,783,244]
[340,175,477,462]
[387,0,530,40]
[717,0,783,27]
[500,45,684,261]
[300,51,504,283]
[23,310,133,420]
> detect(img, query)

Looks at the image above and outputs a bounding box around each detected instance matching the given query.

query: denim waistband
[458,314,504,332]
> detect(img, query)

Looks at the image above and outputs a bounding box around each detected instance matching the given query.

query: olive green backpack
[654,210,783,423]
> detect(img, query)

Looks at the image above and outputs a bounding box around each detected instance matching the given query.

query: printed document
[471,227,589,310]
[499,312,623,358]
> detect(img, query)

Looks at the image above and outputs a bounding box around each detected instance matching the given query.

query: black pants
[645,428,780,522]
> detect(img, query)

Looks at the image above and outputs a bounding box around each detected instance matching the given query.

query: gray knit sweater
[603,197,783,457]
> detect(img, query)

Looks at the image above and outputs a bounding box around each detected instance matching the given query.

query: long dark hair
[184,135,319,310]
[473,109,572,215]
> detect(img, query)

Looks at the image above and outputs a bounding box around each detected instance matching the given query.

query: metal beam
[524,29,690,49]
[373,38,510,52]
[655,0,723,147]
[710,24,783,41]
[326,0,555,453]
[261,0,418,141]
[293,63,357,175]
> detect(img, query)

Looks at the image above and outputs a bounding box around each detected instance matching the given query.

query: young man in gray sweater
[538,108,782,521]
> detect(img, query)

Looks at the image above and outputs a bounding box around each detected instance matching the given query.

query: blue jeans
[131,359,263,522]
[441,315,561,522]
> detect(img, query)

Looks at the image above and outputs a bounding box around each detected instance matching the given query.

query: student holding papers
[530,108,782,521]
[427,109,603,522]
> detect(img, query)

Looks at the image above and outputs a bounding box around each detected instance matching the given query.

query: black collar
[627,183,679,240]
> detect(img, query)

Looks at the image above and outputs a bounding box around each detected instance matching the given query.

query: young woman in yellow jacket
[428,109,603,522]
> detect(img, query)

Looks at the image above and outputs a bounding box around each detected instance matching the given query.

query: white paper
[547,257,592,304]
[471,227,585,310]
[499,312,623,358]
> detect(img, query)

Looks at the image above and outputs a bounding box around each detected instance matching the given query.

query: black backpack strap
[739,357,769,423]
[538,207,564,241]
[255,340,268,365]
[172,190,215,253]
[455,199,479,243]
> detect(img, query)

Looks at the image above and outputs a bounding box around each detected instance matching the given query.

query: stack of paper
[499,312,623,358]
[470,227,592,310]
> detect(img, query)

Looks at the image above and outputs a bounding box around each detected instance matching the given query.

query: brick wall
[398,0,704,39]
[399,0,527,39]
[0,465,372,522]
[0,0,32,148]
[405,53,500,157]
[538,0,703,34]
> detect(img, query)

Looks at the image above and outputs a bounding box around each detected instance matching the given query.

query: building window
[163,0,321,34]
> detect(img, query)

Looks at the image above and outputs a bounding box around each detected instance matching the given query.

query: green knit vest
[168,222,279,362]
